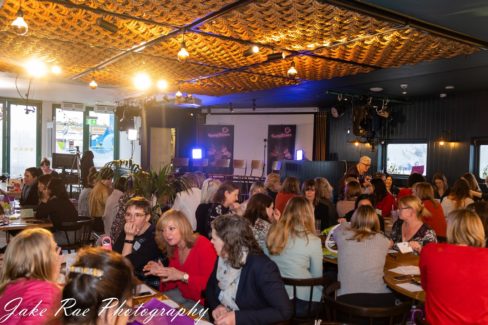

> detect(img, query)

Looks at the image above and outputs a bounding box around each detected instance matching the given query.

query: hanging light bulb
[287,61,297,78]
[177,33,189,62]
[11,7,28,36]
[89,79,98,90]
[175,89,183,97]
[51,65,62,75]
[156,79,168,91]
[133,72,151,91]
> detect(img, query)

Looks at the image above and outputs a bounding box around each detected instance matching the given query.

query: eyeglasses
[361,162,371,167]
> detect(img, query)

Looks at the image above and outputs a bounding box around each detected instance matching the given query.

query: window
[386,143,427,176]
[88,111,114,167]
[10,103,38,177]
[478,145,488,179]
[55,108,84,154]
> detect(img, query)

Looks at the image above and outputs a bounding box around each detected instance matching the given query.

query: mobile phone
[133,284,155,297]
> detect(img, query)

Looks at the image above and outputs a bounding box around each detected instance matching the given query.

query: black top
[36,197,77,229]
[195,203,230,238]
[266,189,278,202]
[315,201,335,230]
[20,182,39,207]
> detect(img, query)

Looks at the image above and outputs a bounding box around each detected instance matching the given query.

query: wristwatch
[181,273,189,283]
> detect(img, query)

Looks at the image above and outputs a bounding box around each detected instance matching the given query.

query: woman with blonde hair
[264,172,281,201]
[144,209,216,309]
[315,177,338,224]
[334,205,391,297]
[413,182,447,238]
[267,196,322,317]
[420,210,488,324]
[391,195,437,253]
[0,228,62,323]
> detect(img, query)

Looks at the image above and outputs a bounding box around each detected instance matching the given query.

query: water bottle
[406,305,424,325]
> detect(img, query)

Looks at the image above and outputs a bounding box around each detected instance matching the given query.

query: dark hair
[40,158,51,167]
[38,174,53,186]
[449,178,471,201]
[371,178,387,202]
[81,150,94,163]
[463,173,481,191]
[301,179,318,205]
[355,194,376,209]
[125,196,151,215]
[467,201,488,243]
[47,178,69,200]
[25,167,42,178]
[281,176,301,194]
[345,180,362,200]
[243,193,273,225]
[432,172,448,190]
[114,177,127,192]
[98,167,114,181]
[408,173,425,188]
[212,214,262,268]
[62,247,135,324]
[213,182,239,204]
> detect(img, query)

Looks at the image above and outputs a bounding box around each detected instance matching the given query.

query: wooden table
[0,215,53,232]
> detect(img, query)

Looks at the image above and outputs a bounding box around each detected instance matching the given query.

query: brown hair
[125,196,151,215]
[345,180,362,200]
[264,173,281,192]
[243,193,273,225]
[413,182,440,208]
[301,179,318,205]
[156,209,197,258]
[280,176,301,194]
[463,173,481,191]
[315,177,333,201]
[349,205,381,241]
[447,209,485,248]
[448,178,471,209]
[213,181,239,204]
[211,214,262,269]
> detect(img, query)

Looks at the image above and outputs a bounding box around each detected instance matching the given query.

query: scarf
[216,248,248,311]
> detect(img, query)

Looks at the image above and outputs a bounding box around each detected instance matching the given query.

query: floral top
[391,219,437,247]
[252,218,271,251]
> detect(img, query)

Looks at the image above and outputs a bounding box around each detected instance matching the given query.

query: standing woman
[89,166,114,232]
[195,178,221,236]
[0,228,62,324]
[207,214,292,325]
[432,172,449,201]
[267,197,323,317]
[243,193,280,251]
[391,195,437,254]
[302,179,333,230]
[20,167,41,207]
[420,210,488,325]
[80,150,94,188]
[264,172,281,201]
[413,182,447,238]
[441,178,474,216]
[463,172,483,201]
[144,210,217,309]
[274,176,301,213]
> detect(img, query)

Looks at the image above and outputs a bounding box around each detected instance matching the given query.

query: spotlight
[287,61,297,78]
[266,52,285,61]
[243,45,260,57]
[51,65,61,75]
[11,9,28,36]
[96,17,118,33]
[156,79,168,91]
[296,149,304,161]
[330,95,346,118]
[229,102,234,113]
[192,148,203,159]
[25,59,47,78]
[177,33,189,62]
[89,79,98,90]
[175,89,183,97]
[127,129,138,141]
[133,72,151,91]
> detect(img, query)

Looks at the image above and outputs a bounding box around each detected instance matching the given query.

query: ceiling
[0,0,487,108]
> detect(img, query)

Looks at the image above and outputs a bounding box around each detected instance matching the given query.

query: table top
[0,215,53,231]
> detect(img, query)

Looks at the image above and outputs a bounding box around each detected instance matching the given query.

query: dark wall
[328,90,488,185]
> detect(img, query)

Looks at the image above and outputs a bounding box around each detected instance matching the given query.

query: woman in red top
[144,209,217,308]
[413,182,447,238]
[420,209,488,325]
[372,178,396,218]
[274,176,301,213]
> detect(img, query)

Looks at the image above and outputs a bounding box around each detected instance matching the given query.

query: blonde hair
[447,210,485,248]
[265,173,281,192]
[345,181,362,200]
[398,195,431,218]
[156,209,197,258]
[267,197,315,255]
[349,205,381,241]
[201,178,221,203]
[413,182,440,208]
[0,228,57,293]
[315,177,334,201]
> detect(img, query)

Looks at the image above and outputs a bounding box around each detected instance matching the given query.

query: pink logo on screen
[208,127,231,138]
[222,127,229,134]
[271,126,293,139]
[284,127,291,134]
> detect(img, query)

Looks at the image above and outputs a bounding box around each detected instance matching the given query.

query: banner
[267,125,296,174]
[199,125,234,167]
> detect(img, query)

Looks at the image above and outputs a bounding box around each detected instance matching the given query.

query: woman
[336,180,362,218]
[195,178,221,236]
[0,228,62,324]
[420,210,488,325]
[206,214,292,325]
[463,172,483,201]
[89,166,114,232]
[40,157,58,176]
[80,150,94,188]
[243,193,280,251]
[274,176,300,213]
[432,172,449,201]
[113,196,163,287]
[413,182,447,238]
[384,174,399,196]
[238,181,266,215]
[20,167,41,206]
[196,181,240,238]
[397,173,425,200]
[62,247,135,325]
[78,167,97,217]
[36,177,78,244]
[103,177,127,234]
[264,172,281,201]
[302,179,334,230]
[267,197,323,318]
[334,205,391,296]
[441,178,474,216]
[371,178,395,219]
[467,201,488,245]
[391,195,437,254]
[144,210,216,309]
[315,177,338,223]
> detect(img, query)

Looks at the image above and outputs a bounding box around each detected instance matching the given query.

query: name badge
[133,241,141,251]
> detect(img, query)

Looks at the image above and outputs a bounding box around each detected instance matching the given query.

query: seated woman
[267,197,323,318]
[113,196,164,287]
[40,157,58,176]
[196,181,239,238]
[432,172,450,201]
[207,214,292,325]
[467,201,488,246]
[384,173,400,196]
[336,180,362,219]
[89,166,114,232]
[61,247,135,325]
[315,177,338,222]
[302,179,334,230]
[274,176,300,213]
[20,167,42,207]
[463,172,483,201]
[420,209,488,325]
[78,167,96,217]
[334,205,391,297]
[391,195,437,254]
[144,209,216,309]
[371,178,395,219]
[441,178,474,216]
[243,193,280,252]
[413,182,447,238]
[343,194,385,232]
[0,228,62,324]
[237,181,266,215]
[102,176,127,235]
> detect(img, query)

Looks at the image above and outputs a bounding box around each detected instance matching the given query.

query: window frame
[382,140,429,177]
[473,138,488,181]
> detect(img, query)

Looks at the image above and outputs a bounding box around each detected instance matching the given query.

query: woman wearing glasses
[390,195,437,253]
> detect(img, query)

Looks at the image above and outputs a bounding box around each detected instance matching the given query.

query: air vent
[94,104,116,113]
[61,102,85,111]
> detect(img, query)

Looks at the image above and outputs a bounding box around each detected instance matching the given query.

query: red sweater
[275,192,298,213]
[422,200,447,237]
[160,235,216,303]
[420,244,488,325]
[376,193,396,218]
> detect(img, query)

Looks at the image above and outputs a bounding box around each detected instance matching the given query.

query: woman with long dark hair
[243,193,280,251]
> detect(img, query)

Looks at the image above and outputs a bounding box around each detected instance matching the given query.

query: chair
[249,160,265,178]
[192,158,209,173]
[209,159,231,179]
[282,277,333,323]
[172,157,189,174]
[58,217,94,253]
[232,159,247,176]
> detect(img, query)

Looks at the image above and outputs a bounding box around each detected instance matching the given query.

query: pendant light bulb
[89,79,98,90]
[11,9,28,36]
[177,41,189,62]
[175,89,183,97]
[287,61,297,78]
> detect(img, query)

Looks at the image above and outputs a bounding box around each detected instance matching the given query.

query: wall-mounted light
[243,45,260,57]
[11,2,28,36]
[177,32,189,62]
[287,60,297,78]
[127,128,138,141]
[296,149,304,161]
[96,17,118,33]
[192,148,203,159]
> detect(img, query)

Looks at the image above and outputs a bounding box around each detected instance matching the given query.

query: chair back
[172,157,190,167]
[214,159,231,168]
[192,158,209,168]
[250,160,264,177]
[58,216,94,252]
[233,159,247,176]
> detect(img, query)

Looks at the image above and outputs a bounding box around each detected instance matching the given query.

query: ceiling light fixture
[243,45,259,57]
[51,65,61,75]
[11,1,28,36]
[369,87,383,92]
[445,85,455,90]
[133,72,151,91]
[89,79,98,90]
[175,88,183,97]
[156,79,168,91]
[177,32,189,62]
[331,94,346,118]
[287,60,297,78]
[96,17,118,33]
[25,59,47,78]
[266,52,286,61]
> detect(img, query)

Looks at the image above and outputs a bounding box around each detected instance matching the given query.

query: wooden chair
[232,159,247,176]
[191,158,209,173]
[249,160,265,178]
[58,217,94,253]
[209,159,231,179]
